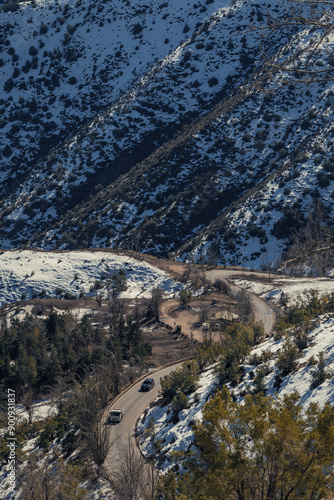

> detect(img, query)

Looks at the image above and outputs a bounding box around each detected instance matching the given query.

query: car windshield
[110,411,121,416]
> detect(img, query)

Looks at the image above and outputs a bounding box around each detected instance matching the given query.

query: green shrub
[196,340,223,371]
[160,361,199,403]
[132,22,143,35]
[307,355,317,366]
[242,133,252,143]
[38,419,57,451]
[293,327,309,351]
[261,349,274,363]
[272,205,304,240]
[208,77,218,87]
[310,352,330,389]
[248,225,267,240]
[216,324,254,387]
[252,364,270,394]
[171,391,188,415]
[161,389,334,498]
[276,340,300,376]
[248,352,262,366]
[276,290,329,334]
[180,289,192,307]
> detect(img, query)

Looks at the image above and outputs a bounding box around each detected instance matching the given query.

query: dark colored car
[141,378,155,391]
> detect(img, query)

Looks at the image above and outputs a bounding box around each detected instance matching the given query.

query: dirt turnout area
[3,296,197,368]
[142,320,197,367]
[160,292,238,342]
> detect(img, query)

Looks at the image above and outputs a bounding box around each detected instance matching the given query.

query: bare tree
[128,365,142,384]
[237,289,253,323]
[250,320,265,345]
[95,291,103,308]
[48,378,69,415]
[110,438,152,500]
[22,387,36,425]
[282,200,334,275]
[73,377,112,477]
[214,278,231,295]
[200,306,208,324]
[20,454,88,499]
[144,418,160,500]
[109,296,125,319]
[207,239,220,267]
[253,0,334,84]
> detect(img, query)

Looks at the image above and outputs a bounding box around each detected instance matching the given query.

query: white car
[108,408,125,424]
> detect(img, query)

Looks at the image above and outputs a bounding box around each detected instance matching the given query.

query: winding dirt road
[206,269,275,335]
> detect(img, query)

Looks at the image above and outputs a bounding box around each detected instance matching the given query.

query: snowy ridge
[237,314,334,407]
[0,250,181,305]
[2,0,334,270]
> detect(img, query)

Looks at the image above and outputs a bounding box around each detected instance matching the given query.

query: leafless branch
[250,0,334,83]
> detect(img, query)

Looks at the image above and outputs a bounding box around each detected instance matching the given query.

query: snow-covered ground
[0,250,182,306]
[16,399,59,425]
[236,314,334,407]
[137,368,217,474]
[234,276,334,307]
[138,315,334,473]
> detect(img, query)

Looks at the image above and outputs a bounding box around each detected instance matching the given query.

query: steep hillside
[0,0,222,235]
[1,0,334,271]
[138,311,334,475]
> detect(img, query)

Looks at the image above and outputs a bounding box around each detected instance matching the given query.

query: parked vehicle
[140,378,155,391]
[108,408,125,423]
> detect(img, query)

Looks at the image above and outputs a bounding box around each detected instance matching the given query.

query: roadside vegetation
[0,299,153,494]
[275,289,334,334]
[159,320,265,421]
[160,389,334,499]
[152,290,334,498]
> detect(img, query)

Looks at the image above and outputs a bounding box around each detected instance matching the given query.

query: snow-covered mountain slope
[1,0,334,271]
[0,249,180,305]
[0,0,223,210]
[0,0,272,246]
[234,276,334,307]
[138,313,334,473]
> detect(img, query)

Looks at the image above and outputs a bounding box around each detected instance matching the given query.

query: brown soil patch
[160,292,238,342]
[124,251,188,281]
[142,320,197,368]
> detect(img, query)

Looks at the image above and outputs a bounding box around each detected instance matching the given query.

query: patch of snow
[0,250,181,306]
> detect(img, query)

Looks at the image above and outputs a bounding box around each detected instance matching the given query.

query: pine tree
[310,351,329,389]
[46,347,63,385]
[160,389,334,499]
